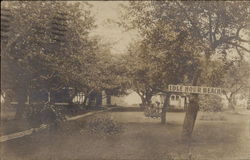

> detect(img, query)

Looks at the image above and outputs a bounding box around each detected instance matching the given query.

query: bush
[26,102,66,128]
[83,113,123,136]
[143,104,161,118]
[199,95,223,112]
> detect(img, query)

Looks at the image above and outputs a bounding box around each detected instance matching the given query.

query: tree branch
[227,42,250,53]
[176,2,203,41]
[230,85,244,98]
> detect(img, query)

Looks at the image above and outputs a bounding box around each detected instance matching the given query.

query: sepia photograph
[1,1,250,160]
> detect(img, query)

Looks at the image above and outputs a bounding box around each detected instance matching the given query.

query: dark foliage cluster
[84,114,123,136]
[26,102,66,128]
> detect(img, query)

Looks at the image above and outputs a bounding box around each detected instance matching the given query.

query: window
[176,96,179,100]
[171,95,175,100]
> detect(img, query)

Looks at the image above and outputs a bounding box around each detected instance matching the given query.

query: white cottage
[151,93,188,110]
[169,94,188,109]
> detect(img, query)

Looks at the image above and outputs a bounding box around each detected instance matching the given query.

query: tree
[1,1,96,118]
[120,1,250,139]
[78,39,129,107]
[103,55,130,106]
[120,1,202,124]
[224,61,250,110]
[205,60,250,110]
[151,1,250,139]
[199,94,223,112]
[122,41,165,107]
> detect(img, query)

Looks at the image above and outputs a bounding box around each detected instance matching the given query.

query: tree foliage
[1,2,96,94]
[1,1,130,120]
[120,1,250,137]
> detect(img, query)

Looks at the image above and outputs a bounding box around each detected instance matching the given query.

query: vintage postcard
[1,1,250,160]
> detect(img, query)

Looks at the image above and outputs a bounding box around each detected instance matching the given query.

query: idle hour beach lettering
[168,85,222,95]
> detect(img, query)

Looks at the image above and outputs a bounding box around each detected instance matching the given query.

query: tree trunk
[141,95,152,106]
[161,93,170,124]
[96,92,102,106]
[106,95,111,105]
[182,94,199,140]
[69,88,78,104]
[88,92,96,107]
[139,96,146,108]
[182,68,201,140]
[146,99,152,106]
[142,98,146,106]
[83,96,88,106]
[145,94,152,106]
[15,91,27,120]
[228,98,235,110]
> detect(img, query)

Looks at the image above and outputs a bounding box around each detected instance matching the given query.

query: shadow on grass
[109,106,186,113]
[109,106,143,112]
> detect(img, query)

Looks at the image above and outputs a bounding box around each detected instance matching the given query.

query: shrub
[27,102,66,128]
[83,113,123,136]
[199,95,223,112]
[143,104,161,118]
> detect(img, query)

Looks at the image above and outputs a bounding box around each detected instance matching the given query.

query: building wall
[169,94,186,109]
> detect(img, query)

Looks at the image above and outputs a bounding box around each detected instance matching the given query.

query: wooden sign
[168,85,222,95]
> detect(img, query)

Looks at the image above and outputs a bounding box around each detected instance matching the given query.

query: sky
[86,1,142,104]
[88,1,138,55]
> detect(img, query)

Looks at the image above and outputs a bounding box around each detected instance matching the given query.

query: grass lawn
[1,111,249,160]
